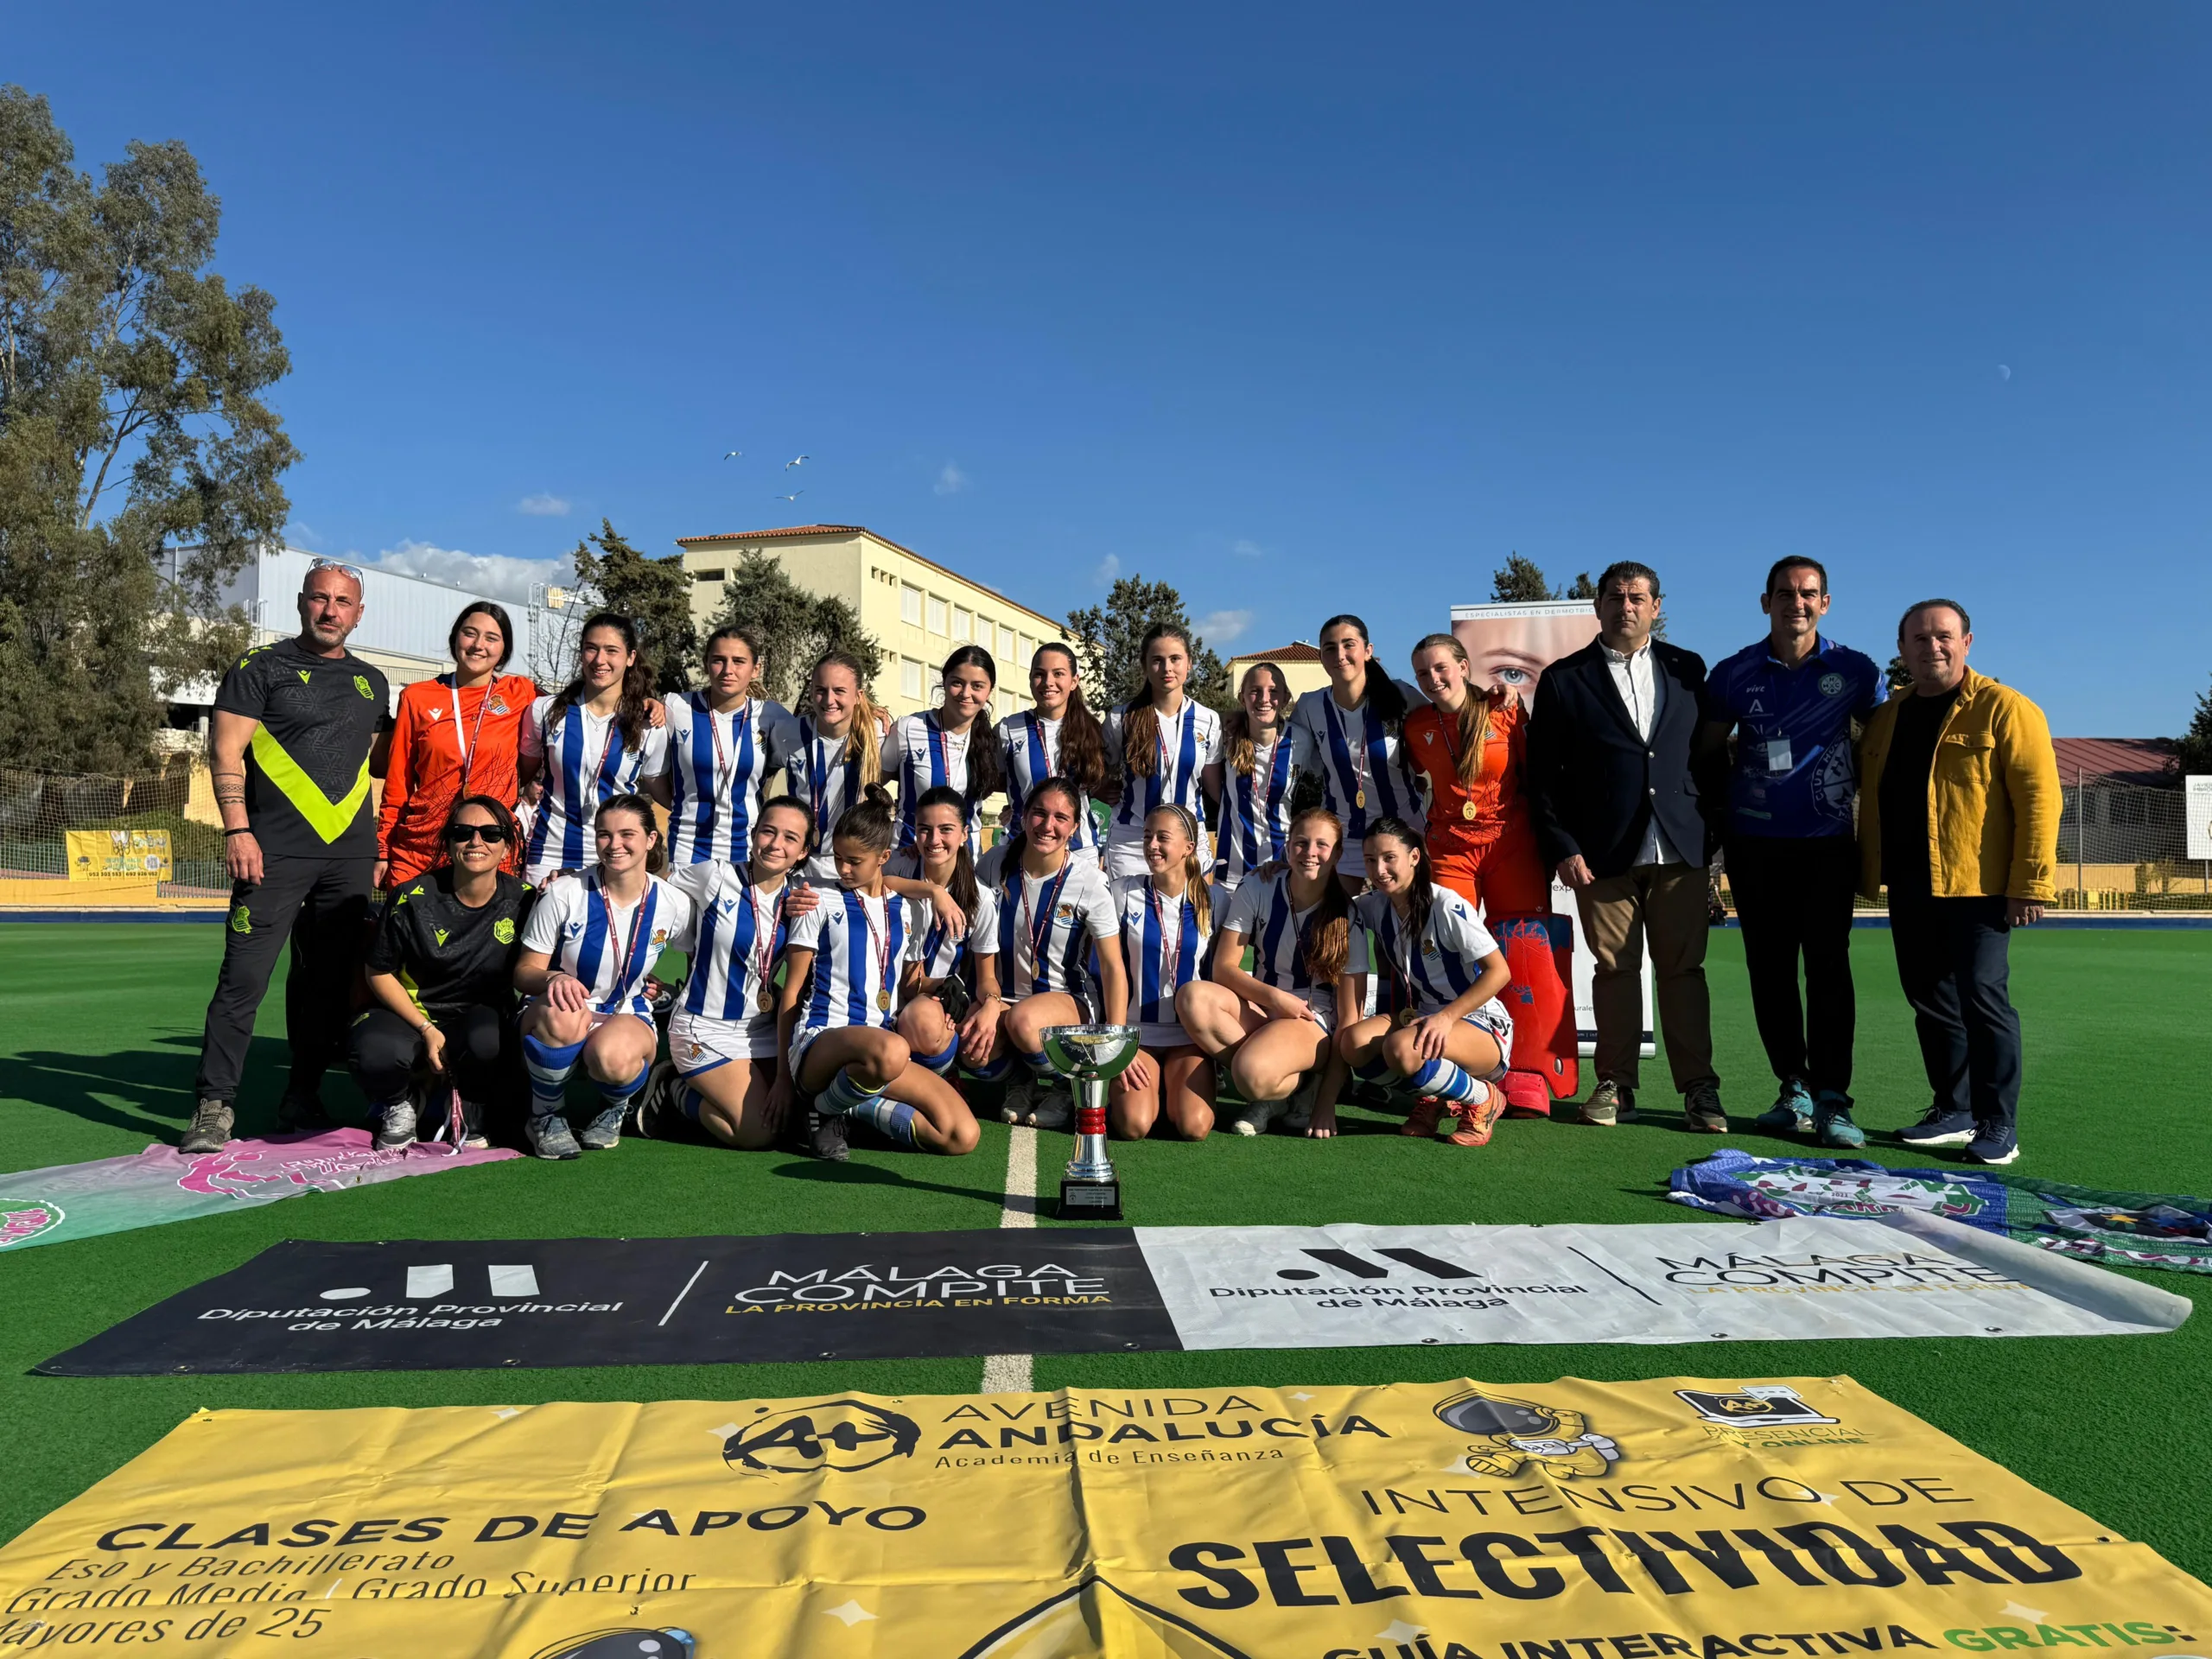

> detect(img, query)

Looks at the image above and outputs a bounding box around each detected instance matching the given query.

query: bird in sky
[772,491,804,501]
[785,454,810,470]
[721,449,742,460]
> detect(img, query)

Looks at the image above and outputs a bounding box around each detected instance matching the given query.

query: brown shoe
[1579,1079,1637,1128]
[1400,1099,1446,1137]
[1447,1089,1506,1147]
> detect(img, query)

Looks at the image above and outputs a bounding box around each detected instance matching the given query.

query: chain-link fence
[2053,779,2208,911]
[0,763,232,899]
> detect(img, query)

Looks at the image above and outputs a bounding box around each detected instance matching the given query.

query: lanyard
[594,884,652,1007]
[1325,696,1371,805]
[1247,732,1281,829]
[855,892,898,1013]
[1149,887,1187,996]
[930,715,968,790]
[1018,861,1073,989]
[746,877,780,1008]
[588,709,623,798]
[807,727,837,840]
[448,677,494,795]
[1154,702,1182,791]
[1023,712,1055,790]
[706,696,751,798]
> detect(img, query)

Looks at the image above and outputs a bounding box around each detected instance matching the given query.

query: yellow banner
[64,830,171,881]
[3,1376,2207,1657]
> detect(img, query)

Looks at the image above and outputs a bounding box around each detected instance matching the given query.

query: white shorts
[789,1017,897,1079]
[1403,1000,1513,1074]
[519,999,644,1033]
[1136,1020,1195,1052]
[669,1009,779,1072]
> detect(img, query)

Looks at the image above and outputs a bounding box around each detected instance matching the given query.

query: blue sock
[678,1086,704,1122]
[1411,1056,1482,1103]
[821,1067,887,1116]
[1019,1048,1054,1079]
[1353,1056,1395,1084]
[916,1035,959,1076]
[522,1033,585,1116]
[852,1096,918,1147]
[963,1054,1013,1083]
[595,1061,651,1110]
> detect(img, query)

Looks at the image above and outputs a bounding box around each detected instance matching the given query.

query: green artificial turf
[1,921,2207,1583]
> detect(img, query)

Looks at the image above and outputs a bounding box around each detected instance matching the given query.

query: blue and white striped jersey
[1215,726,1319,892]
[784,716,880,881]
[1289,683,1428,878]
[997,710,1098,857]
[664,692,802,867]
[976,842,1118,1000]
[520,869,690,1017]
[787,887,928,1039]
[518,696,671,876]
[1112,876,1211,1029]
[1101,699,1223,880]
[888,712,985,855]
[1220,871,1369,1018]
[667,861,791,1027]
[1353,886,1507,1025]
[886,852,1001,987]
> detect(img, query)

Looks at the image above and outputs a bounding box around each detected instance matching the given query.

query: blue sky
[14,3,2210,733]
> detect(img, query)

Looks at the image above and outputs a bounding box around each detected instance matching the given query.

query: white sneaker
[999,1077,1033,1126]
[1027,1089,1074,1131]
[372,1100,417,1150]
[1229,1099,1283,1137]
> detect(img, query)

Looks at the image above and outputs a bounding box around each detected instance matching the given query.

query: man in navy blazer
[1527,562,1726,1132]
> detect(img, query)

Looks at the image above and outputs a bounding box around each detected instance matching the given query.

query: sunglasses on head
[446,822,510,844]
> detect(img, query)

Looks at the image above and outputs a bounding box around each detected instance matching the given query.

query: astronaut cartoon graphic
[1433,1387,1622,1478]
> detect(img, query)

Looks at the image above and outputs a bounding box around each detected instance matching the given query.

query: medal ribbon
[448,676,494,797]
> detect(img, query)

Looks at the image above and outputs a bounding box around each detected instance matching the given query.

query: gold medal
[1394,1007,1417,1029]
[877,990,893,1012]
[760,982,776,1013]
[1355,789,1366,810]
[1461,799,1479,822]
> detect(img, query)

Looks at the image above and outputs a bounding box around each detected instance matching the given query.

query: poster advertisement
[1449,600,1653,1058]
[4,1376,2208,1657]
[65,829,171,880]
[2187,775,2212,862]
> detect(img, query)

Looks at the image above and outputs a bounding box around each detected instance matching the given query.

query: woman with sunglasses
[353,796,533,1148]
[376,602,541,889]
[1215,660,1315,899]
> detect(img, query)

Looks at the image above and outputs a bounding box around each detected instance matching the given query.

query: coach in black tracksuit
[183,563,391,1154]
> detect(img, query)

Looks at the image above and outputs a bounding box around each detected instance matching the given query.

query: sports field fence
[0,762,232,901]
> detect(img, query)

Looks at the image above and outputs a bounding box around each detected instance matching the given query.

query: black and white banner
[39,1212,2186,1376]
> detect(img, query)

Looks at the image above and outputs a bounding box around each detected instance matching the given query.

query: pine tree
[1065,575,1233,712]
[569,520,696,692]
[1490,554,1556,602]
[703,550,882,705]
[2177,673,2212,777]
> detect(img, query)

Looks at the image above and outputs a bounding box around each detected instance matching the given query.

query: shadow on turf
[9,1036,329,1143]
[770,1154,1012,1210]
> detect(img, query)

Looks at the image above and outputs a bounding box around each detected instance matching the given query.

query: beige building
[673,524,1066,721]
[1226,641,1332,700]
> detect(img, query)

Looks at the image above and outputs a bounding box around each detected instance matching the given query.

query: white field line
[978,1124,1038,1393]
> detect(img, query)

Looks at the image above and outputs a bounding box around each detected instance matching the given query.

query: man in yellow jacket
[1856,599,2061,1166]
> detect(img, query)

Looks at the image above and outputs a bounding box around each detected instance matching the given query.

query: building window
[951,607,972,642]
[900,583,923,626]
[899,658,924,700]
[691,569,726,583]
[927,595,948,635]
[1018,633,1035,665]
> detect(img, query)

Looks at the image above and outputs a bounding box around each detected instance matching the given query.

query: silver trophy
[1041,1023,1140,1220]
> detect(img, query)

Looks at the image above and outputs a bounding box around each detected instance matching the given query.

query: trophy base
[1057,1178,1123,1221]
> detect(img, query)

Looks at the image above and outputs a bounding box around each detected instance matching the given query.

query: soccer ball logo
[723,1400,920,1475]
[1433,1387,1621,1478]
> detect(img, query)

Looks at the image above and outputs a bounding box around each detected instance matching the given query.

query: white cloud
[372,539,573,607]
[933,462,969,496]
[1197,608,1254,645]
[1094,553,1121,585]
[516,493,571,517]
[285,520,324,548]
[1231,538,1264,560]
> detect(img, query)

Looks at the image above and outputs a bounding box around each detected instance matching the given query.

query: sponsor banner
[40,1216,2185,1376]
[3,1376,2209,1657]
[0,1131,517,1255]
[65,827,171,880]
[1672,1149,2212,1276]
[37,1230,1176,1376]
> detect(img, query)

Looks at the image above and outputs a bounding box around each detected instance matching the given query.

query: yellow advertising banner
[64,830,171,881]
[2,1376,2207,1658]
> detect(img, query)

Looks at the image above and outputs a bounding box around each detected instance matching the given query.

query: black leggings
[348,1004,507,1107]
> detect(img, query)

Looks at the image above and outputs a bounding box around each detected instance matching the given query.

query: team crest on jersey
[353,675,374,699]
[1057,905,1076,918]
[228,904,252,934]
[1819,671,1846,696]
[488,696,510,715]
[493,918,516,944]
[652,929,670,945]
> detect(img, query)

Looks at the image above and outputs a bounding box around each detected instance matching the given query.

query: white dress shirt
[1601,639,1681,867]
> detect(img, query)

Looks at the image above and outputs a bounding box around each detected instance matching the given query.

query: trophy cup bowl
[1040,1023,1140,1221]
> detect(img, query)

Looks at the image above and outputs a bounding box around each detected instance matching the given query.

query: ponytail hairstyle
[938,645,1007,802]
[999,775,1084,893]
[1122,621,1198,779]
[1286,806,1353,983]
[702,622,766,702]
[831,783,899,856]
[448,601,515,671]
[1224,660,1294,777]
[551,612,653,750]
[809,650,883,788]
[912,785,982,925]
[1363,815,1433,939]
[1031,641,1107,791]
[1319,613,1408,734]
[1143,804,1212,938]
[1410,631,1499,790]
[593,790,664,874]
